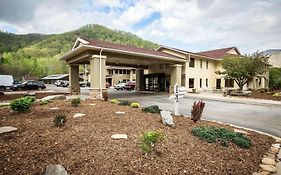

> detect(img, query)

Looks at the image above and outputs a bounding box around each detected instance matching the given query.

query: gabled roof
[196,47,241,59]
[74,37,180,59]
[156,45,218,60]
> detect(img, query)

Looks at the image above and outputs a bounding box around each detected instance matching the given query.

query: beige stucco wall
[158,48,269,91]
[269,53,281,68]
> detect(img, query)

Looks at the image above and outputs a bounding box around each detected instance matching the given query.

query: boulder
[73,113,86,118]
[111,134,128,140]
[41,95,66,101]
[260,164,277,173]
[270,147,279,154]
[272,143,280,149]
[115,111,125,115]
[160,110,175,127]
[262,157,276,166]
[45,164,68,175]
[0,126,17,134]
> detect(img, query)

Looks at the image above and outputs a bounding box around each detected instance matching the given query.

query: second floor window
[189,58,195,67]
[206,78,208,87]
[200,59,202,68]
[206,61,209,69]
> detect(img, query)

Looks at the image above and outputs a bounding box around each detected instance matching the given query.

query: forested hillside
[0,24,158,79]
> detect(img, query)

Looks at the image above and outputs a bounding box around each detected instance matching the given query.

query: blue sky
[0,0,281,54]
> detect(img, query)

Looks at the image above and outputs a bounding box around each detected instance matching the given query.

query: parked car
[125,81,136,90]
[12,81,46,91]
[80,81,90,87]
[0,75,13,91]
[54,80,69,87]
[114,82,127,90]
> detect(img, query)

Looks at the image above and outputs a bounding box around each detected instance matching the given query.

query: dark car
[124,81,136,91]
[12,81,46,91]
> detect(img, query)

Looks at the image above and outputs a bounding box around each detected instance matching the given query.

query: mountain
[0,31,49,53]
[0,24,159,79]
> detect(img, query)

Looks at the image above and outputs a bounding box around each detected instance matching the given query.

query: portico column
[129,69,133,81]
[69,64,80,95]
[89,55,106,99]
[136,69,144,91]
[171,64,182,87]
[185,61,189,89]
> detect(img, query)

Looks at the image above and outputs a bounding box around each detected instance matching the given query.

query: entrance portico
[61,37,187,98]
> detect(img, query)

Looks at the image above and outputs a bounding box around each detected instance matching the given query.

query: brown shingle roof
[196,47,239,59]
[81,37,179,59]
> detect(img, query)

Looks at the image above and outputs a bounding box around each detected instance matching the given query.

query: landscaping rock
[234,129,248,135]
[50,107,59,110]
[260,171,271,175]
[115,111,125,115]
[73,113,86,118]
[270,147,280,154]
[272,144,281,149]
[0,126,17,134]
[264,153,276,160]
[260,164,277,173]
[45,164,68,175]
[41,95,66,101]
[160,110,175,127]
[111,134,128,140]
[272,162,281,175]
[262,157,277,166]
[90,103,96,106]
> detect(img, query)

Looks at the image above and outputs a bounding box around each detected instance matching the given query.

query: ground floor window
[200,78,202,88]
[225,79,234,87]
[189,78,194,88]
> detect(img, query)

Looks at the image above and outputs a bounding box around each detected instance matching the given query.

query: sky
[0,0,280,54]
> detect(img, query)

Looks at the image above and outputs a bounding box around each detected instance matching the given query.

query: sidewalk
[185,92,281,107]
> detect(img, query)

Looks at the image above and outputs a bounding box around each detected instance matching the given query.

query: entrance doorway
[144,73,166,92]
[216,79,221,89]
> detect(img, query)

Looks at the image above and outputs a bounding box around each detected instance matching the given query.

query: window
[189,58,195,67]
[206,61,208,69]
[165,64,170,69]
[115,70,118,74]
[133,70,136,74]
[206,79,208,87]
[225,79,234,87]
[200,59,202,69]
[189,78,194,88]
[159,64,164,69]
[119,70,122,74]
[127,70,130,74]
[200,78,202,88]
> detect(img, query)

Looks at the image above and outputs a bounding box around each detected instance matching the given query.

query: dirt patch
[0,92,69,102]
[0,100,274,175]
[248,90,281,101]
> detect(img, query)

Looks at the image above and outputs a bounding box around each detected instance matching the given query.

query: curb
[184,95,281,107]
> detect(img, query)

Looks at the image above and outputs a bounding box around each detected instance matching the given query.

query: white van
[0,75,13,91]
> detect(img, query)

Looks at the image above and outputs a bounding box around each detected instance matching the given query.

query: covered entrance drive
[60,37,187,98]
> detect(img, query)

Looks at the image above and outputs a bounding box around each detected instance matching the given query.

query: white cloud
[0,0,280,53]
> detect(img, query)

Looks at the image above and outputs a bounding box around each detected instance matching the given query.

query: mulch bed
[248,90,281,101]
[0,100,274,175]
[0,92,69,102]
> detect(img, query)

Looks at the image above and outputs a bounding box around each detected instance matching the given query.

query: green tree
[217,52,269,90]
[269,68,281,90]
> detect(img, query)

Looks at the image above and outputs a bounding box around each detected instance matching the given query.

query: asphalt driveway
[113,92,281,138]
